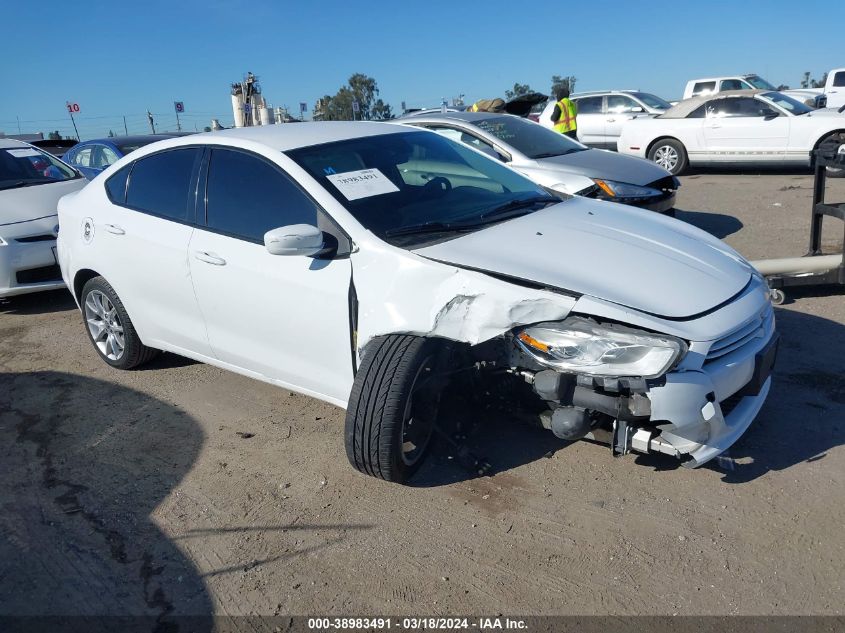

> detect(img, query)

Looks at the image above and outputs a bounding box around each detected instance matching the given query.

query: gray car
[398,112,678,213]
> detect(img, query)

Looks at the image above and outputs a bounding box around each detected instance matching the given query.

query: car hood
[0,178,87,226]
[521,148,671,186]
[414,199,754,319]
[805,108,845,118]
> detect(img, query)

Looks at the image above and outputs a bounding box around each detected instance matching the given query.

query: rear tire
[648,139,688,176]
[81,276,158,369]
[345,335,445,483]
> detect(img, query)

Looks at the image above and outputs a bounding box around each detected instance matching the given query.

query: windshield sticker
[326,168,399,201]
[6,148,41,158]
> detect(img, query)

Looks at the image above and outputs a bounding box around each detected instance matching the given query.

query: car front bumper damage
[528,309,778,468]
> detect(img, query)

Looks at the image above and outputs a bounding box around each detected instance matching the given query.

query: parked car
[30,138,78,159]
[63,134,184,179]
[682,74,827,109]
[58,123,777,483]
[398,112,678,213]
[618,90,845,175]
[1,140,87,297]
[683,74,778,100]
[782,67,845,110]
[539,91,673,149]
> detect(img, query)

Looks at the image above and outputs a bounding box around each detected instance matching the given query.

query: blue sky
[1,0,841,139]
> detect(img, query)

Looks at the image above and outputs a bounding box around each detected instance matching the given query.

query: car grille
[705,304,774,363]
[16,265,62,284]
[14,234,56,243]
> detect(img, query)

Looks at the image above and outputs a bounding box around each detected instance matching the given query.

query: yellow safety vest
[554,98,577,133]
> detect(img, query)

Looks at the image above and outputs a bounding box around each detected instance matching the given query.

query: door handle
[104,223,125,235]
[606,118,616,122]
[194,251,226,266]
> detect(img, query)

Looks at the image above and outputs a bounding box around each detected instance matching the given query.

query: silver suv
[542,91,672,150]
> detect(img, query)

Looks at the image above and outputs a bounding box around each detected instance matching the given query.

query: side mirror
[762,110,779,120]
[264,224,324,257]
[631,106,644,113]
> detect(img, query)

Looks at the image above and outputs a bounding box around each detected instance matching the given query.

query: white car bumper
[635,304,777,466]
[0,215,65,298]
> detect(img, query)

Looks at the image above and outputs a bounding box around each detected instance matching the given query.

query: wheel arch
[73,268,101,304]
[812,129,845,151]
[810,129,845,169]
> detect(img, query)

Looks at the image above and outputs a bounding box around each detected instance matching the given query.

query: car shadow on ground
[673,207,744,239]
[416,303,844,487]
[0,288,77,315]
[0,370,213,629]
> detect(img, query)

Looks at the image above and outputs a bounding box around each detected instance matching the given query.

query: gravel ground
[1,169,843,624]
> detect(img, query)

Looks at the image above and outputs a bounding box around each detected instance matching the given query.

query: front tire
[345,335,445,483]
[81,276,158,369]
[648,139,688,176]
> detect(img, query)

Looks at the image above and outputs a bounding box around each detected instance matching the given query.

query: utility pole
[16,116,21,134]
[147,110,156,134]
[123,116,128,135]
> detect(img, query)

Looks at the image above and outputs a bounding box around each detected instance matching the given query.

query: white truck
[783,68,845,110]
[682,73,843,109]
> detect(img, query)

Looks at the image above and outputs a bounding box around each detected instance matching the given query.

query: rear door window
[204,148,319,242]
[72,147,93,168]
[125,148,201,222]
[692,81,716,96]
[575,96,603,114]
[833,71,845,88]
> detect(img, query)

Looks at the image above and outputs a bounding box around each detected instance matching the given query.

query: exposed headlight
[593,179,662,199]
[516,317,686,379]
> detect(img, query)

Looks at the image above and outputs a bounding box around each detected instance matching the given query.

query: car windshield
[116,140,160,154]
[630,92,672,110]
[287,130,559,247]
[746,76,776,90]
[471,115,586,159]
[760,91,813,116]
[0,145,79,191]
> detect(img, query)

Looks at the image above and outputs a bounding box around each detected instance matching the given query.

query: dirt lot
[1,169,843,623]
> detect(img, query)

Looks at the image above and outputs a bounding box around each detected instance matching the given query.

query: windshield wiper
[532,149,582,158]
[480,195,558,220]
[384,221,479,238]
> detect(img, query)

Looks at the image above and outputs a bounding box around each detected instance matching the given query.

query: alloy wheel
[654,145,679,171]
[84,290,125,361]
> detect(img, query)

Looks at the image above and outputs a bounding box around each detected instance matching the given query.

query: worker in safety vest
[551,87,578,139]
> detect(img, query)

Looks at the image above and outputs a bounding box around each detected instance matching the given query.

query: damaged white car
[57,123,778,483]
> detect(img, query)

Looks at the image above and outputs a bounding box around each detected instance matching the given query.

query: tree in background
[108,130,115,138]
[504,83,533,100]
[316,74,393,121]
[551,75,577,96]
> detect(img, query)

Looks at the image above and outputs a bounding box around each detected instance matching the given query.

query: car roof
[662,90,769,118]
[689,75,759,83]
[180,121,417,151]
[75,134,181,147]
[396,112,514,125]
[0,138,31,149]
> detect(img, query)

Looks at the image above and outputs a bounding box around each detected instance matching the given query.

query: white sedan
[1,140,87,297]
[58,123,776,483]
[618,90,845,175]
